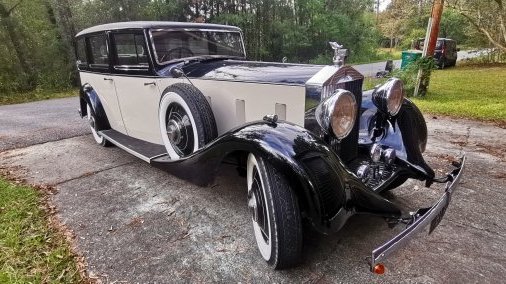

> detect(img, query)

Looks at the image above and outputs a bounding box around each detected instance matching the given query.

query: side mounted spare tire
[159,83,217,160]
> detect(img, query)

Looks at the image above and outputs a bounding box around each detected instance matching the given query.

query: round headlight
[315,89,357,140]
[372,78,404,116]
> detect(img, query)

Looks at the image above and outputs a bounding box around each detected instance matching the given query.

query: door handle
[103,77,113,81]
[144,82,156,86]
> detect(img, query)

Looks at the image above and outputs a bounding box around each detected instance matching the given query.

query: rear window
[435,40,444,50]
[88,34,109,66]
[113,33,149,66]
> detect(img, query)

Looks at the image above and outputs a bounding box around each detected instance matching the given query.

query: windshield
[151,29,245,64]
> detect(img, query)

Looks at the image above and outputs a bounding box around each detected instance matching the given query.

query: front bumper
[369,155,466,271]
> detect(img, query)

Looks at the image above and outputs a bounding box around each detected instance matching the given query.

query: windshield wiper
[182,55,244,66]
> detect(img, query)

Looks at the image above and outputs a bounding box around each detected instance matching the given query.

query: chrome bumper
[370,155,466,271]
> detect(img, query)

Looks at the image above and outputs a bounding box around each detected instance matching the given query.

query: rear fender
[79,84,111,131]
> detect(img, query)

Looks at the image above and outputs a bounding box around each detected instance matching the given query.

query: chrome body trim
[370,155,466,270]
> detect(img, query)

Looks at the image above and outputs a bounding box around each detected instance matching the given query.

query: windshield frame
[148,28,247,65]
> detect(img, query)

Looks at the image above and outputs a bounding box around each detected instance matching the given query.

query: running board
[99,129,168,163]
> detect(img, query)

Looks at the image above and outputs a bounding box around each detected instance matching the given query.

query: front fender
[151,121,401,234]
[360,90,434,180]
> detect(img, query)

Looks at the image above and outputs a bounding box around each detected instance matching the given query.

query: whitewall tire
[247,153,302,269]
[159,83,217,160]
[86,103,110,147]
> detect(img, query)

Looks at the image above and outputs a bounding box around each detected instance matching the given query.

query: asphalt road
[1,98,505,282]
[0,97,89,152]
[352,49,488,77]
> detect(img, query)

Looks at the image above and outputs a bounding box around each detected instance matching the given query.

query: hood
[182,60,324,85]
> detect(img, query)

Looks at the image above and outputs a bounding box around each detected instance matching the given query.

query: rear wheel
[247,153,302,269]
[86,103,111,147]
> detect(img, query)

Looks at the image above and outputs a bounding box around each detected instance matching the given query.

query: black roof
[76,21,241,37]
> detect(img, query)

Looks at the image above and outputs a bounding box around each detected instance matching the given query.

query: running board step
[99,129,168,163]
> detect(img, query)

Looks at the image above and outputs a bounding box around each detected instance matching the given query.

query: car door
[80,33,127,134]
[110,31,163,144]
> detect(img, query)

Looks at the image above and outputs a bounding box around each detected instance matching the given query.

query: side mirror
[169,66,185,78]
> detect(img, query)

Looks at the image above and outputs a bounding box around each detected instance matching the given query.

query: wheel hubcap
[248,168,269,242]
[166,119,182,145]
[88,116,96,130]
[248,190,259,223]
[165,103,194,156]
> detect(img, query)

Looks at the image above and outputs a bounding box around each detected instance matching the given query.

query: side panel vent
[235,99,245,125]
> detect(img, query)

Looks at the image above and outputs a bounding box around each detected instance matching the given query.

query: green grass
[0,89,78,105]
[363,64,506,123]
[0,178,82,283]
[412,64,506,122]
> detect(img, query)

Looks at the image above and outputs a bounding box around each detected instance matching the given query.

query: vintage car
[75,21,465,271]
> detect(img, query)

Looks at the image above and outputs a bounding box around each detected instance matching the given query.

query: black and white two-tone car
[75,21,465,271]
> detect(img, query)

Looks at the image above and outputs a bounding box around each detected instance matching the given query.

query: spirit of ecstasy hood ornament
[329,42,348,67]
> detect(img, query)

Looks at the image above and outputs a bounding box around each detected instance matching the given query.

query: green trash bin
[401,50,423,69]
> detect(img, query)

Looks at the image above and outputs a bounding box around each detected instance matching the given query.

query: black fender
[79,84,111,131]
[151,121,401,234]
[360,90,434,181]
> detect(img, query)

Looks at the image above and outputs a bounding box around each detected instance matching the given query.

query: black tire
[247,153,302,269]
[439,59,446,69]
[159,83,217,160]
[86,103,112,147]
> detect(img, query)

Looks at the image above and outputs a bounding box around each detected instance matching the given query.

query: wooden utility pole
[414,0,444,97]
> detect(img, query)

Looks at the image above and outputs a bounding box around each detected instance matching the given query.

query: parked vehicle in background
[75,21,465,272]
[413,38,459,68]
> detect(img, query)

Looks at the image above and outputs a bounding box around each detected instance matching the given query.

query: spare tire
[159,83,217,160]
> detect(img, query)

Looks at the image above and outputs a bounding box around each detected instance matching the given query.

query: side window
[76,37,87,64]
[88,34,109,67]
[113,33,149,66]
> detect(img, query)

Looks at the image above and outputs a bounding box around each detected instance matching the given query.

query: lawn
[364,63,506,123]
[0,89,78,105]
[0,178,82,283]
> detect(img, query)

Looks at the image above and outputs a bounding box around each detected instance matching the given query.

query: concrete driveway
[0,98,505,283]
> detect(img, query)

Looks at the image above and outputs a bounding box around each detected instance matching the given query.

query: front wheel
[247,153,302,269]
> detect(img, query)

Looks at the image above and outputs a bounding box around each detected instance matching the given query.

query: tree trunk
[51,0,79,85]
[0,1,36,90]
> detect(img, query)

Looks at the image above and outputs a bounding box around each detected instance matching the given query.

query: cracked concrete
[0,99,505,283]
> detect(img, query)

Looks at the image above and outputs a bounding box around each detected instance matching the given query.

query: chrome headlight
[372,78,404,116]
[315,89,357,140]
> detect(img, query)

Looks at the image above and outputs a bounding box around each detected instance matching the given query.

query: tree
[0,0,36,90]
[447,0,506,52]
